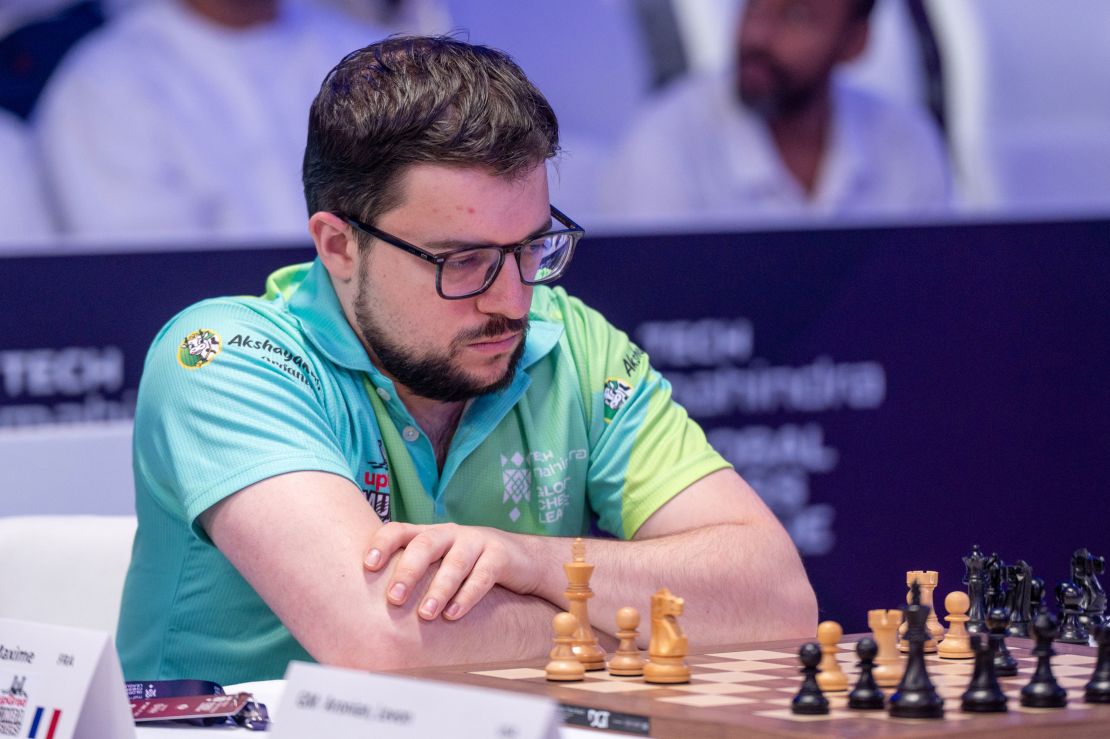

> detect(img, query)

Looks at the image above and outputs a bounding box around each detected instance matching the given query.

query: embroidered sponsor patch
[603,378,633,423]
[177,329,222,369]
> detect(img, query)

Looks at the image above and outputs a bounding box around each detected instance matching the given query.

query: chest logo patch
[177,329,222,370]
[501,452,531,523]
[603,378,633,423]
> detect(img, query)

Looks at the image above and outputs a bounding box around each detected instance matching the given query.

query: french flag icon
[25,707,61,738]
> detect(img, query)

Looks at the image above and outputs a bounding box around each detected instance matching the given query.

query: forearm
[520,522,817,645]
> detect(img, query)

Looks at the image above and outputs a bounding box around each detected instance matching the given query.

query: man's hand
[364,522,542,621]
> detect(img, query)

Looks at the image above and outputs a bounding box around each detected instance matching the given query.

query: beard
[736,50,822,120]
[353,269,529,403]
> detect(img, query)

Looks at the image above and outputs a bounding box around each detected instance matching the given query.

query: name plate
[274,661,558,739]
[0,618,134,739]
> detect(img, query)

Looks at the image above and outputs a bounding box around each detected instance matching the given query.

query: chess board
[392,635,1108,738]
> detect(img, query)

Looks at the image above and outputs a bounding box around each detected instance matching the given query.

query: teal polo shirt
[117,260,729,684]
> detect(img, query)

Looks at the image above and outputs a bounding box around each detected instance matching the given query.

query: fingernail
[420,598,438,618]
[388,582,407,602]
[445,602,462,619]
[365,549,381,568]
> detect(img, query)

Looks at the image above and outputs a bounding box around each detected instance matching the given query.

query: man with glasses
[117,36,816,685]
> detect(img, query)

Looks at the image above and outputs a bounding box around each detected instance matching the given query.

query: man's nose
[475,254,531,319]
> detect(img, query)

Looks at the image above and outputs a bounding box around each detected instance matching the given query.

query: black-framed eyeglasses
[341,206,584,300]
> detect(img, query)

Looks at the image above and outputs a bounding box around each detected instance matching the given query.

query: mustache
[457,315,529,343]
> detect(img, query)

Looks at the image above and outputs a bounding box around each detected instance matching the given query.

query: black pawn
[1030,576,1046,621]
[961,634,1008,712]
[792,642,829,715]
[1020,612,1067,708]
[848,637,885,710]
[1086,625,1110,703]
[1057,580,1090,644]
[889,580,944,719]
[988,607,1019,677]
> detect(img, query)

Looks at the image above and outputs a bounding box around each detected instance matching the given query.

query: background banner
[3,218,1108,629]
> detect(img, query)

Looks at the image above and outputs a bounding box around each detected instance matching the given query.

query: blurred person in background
[32,0,404,243]
[0,108,51,247]
[598,0,950,226]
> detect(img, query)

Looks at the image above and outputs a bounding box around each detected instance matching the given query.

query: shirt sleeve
[549,288,732,539]
[133,298,353,538]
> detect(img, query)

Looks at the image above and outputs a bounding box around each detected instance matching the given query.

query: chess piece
[1005,561,1033,638]
[868,608,904,687]
[899,571,941,652]
[987,607,1018,677]
[937,591,975,659]
[815,621,849,692]
[1030,576,1047,621]
[791,642,830,715]
[608,607,645,677]
[985,552,1007,611]
[960,634,1007,713]
[847,637,885,710]
[1057,580,1091,644]
[963,545,989,635]
[564,538,606,670]
[1086,625,1110,703]
[1073,548,1107,632]
[643,588,690,684]
[889,581,944,719]
[1020,612,1067,708]
[546,612,586,681]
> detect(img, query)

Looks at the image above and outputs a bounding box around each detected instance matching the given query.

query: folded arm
[199,470,560,671]
[367,468,817,645]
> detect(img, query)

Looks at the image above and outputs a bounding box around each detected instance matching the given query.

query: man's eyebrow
[423,216,555,252]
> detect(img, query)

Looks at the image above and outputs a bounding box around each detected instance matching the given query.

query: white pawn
[937,591,975,659]
[816,620,849,692]
[546,612,586,681]
[608,607,645,677]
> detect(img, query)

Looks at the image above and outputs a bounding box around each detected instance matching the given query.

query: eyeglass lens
[439,233,575,297]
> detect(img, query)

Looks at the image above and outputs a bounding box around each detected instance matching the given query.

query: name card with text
[275,661,558,738]
[0,618,134,739]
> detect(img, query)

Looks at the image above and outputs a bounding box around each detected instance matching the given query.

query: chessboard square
[1056,676,1091,688]
[931,674,974,686]
[707,649,797,661]
[672,683,776,695]
[761,697,793,707]
[1052,654,1098,665]
[1014,703,1091,714]
[658,694,757,707]
[835,652,856,662]
[1051,665,1097,677]
[862,710,971,722]
[754,708,854,722]
[697,660,796,672]
[692,671,783,683]
[470,668,547,680]
[937,686,965,699]
[561,681,660,694]
[588,672,645,681]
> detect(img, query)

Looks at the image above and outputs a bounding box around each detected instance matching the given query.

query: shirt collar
[283,258,563,375]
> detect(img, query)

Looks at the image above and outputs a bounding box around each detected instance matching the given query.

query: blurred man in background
[0,108,51,247]
[599,0,950,226]
[33,0,396,243]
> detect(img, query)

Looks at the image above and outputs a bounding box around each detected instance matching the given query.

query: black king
[889,580,945,719]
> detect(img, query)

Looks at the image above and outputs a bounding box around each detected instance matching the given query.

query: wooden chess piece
[1057,580,1091,644]
[868,608,904,687]
[792,642,830,715]
[643,588,690,684]
[1020,612,1067,708]
[546,612,586,682]
[937,591,975,659]
[987,607,1018,677]
[608,607,645,677]
[899,571,941,652]
[963,544,989,635]
[1084,624,1110,703]
[848,637,885,710]
[961,634,1007,712]
[889,581,944,719]
[564,538,606,670]
[816,621,849,692]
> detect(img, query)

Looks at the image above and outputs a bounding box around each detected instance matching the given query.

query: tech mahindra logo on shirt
[501,449,586,526]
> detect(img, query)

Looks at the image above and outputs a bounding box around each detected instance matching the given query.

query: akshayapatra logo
[177,329,222,369]
[603,377,633,423]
